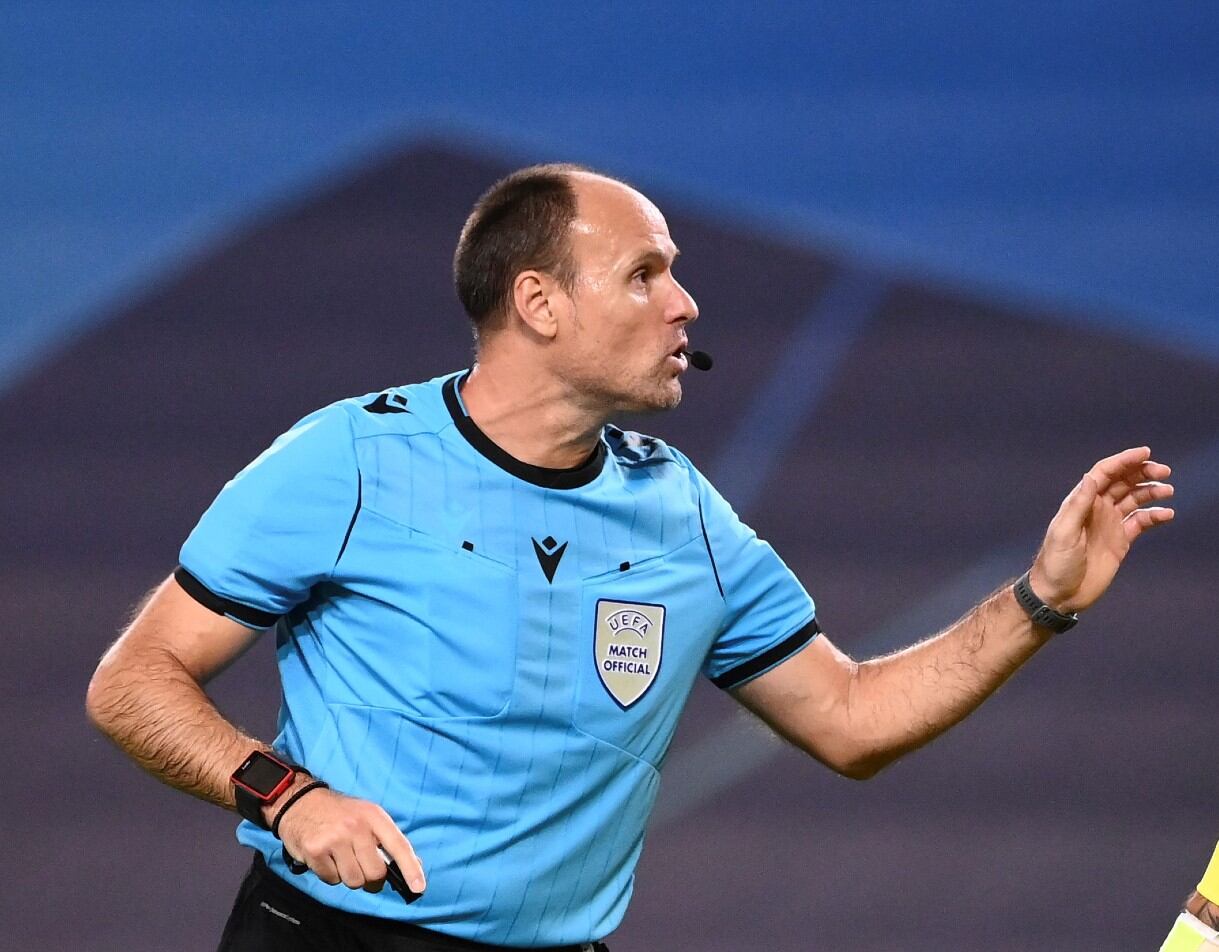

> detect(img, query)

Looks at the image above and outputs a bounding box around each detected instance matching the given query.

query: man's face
[556,176,699,414]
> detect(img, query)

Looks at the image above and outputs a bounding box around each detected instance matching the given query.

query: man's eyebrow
[626,246,680,270]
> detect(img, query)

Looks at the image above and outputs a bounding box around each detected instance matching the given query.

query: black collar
[442,372,606,490]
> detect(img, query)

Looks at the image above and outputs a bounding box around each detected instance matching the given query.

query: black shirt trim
[442,372,606,490]
[697,493,725,599]
[712,619,821,691]
[336,469,363,564]
[174,566,280,629]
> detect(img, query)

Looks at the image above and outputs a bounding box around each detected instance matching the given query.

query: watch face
[237,751,292,797]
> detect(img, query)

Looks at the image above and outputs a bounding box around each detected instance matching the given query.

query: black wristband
[270,780,330,840]
[1012,571,1079,633]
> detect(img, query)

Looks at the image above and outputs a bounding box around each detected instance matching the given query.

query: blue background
[5,1,1217,386]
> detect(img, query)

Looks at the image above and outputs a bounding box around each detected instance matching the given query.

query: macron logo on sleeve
[363,393,409,414]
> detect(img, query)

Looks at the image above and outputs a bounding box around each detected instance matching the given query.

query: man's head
[453,164,699,414]
[453,163,584,337]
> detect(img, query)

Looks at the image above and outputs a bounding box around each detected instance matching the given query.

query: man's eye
[633,269,649,283]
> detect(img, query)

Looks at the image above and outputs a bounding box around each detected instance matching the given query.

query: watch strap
[234,783,274,829]
[1013,571,1079,633]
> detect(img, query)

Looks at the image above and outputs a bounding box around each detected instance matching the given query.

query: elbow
[85,666,110,733]
[836,755,890,781]
[85,638,146,736]
[829,751,889,782]
[833,758,877,781]
[822,657,901,780]
[85,657,124,737]
[813,735,898,781]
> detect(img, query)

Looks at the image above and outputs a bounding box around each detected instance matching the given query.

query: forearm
[86,590,428,896]
[846,581,1053,772]
[86,641,260,810]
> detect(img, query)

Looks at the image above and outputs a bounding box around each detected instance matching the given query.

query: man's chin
[657,384,683,411]
[627,382,683,415]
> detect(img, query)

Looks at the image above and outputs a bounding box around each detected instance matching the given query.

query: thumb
[1052,474,1098,542]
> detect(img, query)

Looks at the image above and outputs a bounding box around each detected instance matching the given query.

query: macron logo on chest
[531,535,568,583]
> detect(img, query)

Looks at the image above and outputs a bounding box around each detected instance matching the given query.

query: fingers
[315,840,390,892]
[1106,463,1173,505]
[1116,481,1174,515]
[1140,459,1172,481]
[1087,446,1150,494]
[278,791,424,894]
[307,850,343,887]
[352,838,389,894]
[372,813,427,893]
[1088,447,1171,498]
[1123,505,1175,541]
[300,834,412,893]
[334,842,372,890]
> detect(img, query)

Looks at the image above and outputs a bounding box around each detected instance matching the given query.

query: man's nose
[670,279,699,324]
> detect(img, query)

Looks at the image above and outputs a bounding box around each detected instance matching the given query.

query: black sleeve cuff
[174,566,281,629]
[711,619,821,691]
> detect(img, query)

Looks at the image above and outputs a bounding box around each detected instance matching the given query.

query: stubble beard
[577,373,681,417]
[616,369,683,415]
[565,305,683,415]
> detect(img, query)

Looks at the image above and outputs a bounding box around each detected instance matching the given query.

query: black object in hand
[382,853,423,904]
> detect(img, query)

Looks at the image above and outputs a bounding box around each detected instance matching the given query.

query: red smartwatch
[231,750,302,830]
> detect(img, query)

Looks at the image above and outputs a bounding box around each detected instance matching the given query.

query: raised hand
[1028,446,1174,615]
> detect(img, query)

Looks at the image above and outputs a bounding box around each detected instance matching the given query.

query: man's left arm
[734,446,1174,780]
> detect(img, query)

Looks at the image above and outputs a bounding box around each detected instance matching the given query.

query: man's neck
[459,358,606,471]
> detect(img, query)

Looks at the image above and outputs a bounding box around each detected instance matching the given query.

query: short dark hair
[452,163,596,337]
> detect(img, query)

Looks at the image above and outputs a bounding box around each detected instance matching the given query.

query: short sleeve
[683,458,819,691]
[176,404,361,628]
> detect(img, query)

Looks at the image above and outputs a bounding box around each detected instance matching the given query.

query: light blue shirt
[179,370,817,947]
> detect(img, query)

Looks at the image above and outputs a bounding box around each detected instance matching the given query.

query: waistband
[251,853,608,952]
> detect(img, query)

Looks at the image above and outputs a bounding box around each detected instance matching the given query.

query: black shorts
[217,854,610,952]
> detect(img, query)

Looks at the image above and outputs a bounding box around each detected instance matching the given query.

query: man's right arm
[86,573,264,806]
[86,573,426,894]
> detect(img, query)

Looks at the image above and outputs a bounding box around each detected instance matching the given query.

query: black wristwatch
[1012,571,1079,634]
[231,750,304,830]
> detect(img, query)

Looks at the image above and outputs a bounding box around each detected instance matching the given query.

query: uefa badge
[594,599,665,709]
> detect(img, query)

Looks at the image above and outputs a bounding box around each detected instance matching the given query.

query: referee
[86,164,1175,951]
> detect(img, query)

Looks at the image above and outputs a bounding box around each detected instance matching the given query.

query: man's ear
[511,270,571,340]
